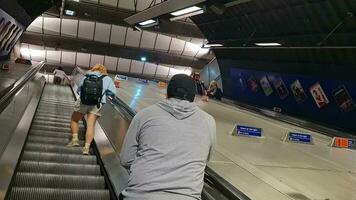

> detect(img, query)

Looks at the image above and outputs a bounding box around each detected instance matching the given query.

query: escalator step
[29,130,72,138]
[36,110,73,116]
[31,125,72,133]
[9,187,110,200]
[18,161,101,175]
[14,173,106,189]
[23,151,97,165]
[32,120,84,128]
[35,113,72,120]
[34,116,77,124]
[25,143,83,154]
[27,136,71,145]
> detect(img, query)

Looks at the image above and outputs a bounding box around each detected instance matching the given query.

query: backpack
[80,74,106,107]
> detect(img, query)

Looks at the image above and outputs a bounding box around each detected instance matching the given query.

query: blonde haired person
[207,80,223,101]
[68,64,116,155]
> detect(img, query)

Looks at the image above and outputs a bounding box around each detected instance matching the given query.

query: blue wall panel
[222,66,356,133]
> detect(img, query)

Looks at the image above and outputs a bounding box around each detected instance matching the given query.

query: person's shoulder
[196,107,215,123]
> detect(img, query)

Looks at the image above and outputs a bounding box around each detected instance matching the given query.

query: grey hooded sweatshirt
[120,98,216,200]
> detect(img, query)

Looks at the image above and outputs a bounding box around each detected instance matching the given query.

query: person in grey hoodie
[120,74,216,200]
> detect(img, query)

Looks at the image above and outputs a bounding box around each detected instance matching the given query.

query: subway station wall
[219,59,356,134]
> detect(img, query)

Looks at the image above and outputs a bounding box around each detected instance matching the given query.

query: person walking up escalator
[67,64,116,155]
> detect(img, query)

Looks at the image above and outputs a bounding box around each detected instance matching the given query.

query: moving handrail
[0,61,45,113]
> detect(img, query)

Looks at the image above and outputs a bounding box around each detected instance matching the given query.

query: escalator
[7,84,111,200]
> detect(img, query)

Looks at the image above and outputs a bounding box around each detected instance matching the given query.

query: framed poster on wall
[273,77,289,99]
[260,76,273,96]
[332,85,355,112]
[310,83,329,108]
[290,80,307,103]
[247,76,260,92]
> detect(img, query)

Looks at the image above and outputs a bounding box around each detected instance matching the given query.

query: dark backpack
[80,74,106,107]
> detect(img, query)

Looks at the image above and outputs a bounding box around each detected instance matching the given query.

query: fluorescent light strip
[139,19,156,26]
[255,43,281,46]
[170,10,204,21]
[64,10,75,16]
[205,43,223,47]
[171,6,202,16]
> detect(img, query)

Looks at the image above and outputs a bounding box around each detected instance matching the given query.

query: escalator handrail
[72,67,249,200]
[0,61,45,113]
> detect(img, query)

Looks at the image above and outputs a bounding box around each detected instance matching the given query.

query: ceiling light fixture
[138,19,156,26]
[171,6,202,16]
[64,10,75,16]
[255,43,281,46]
[170,9,204,21]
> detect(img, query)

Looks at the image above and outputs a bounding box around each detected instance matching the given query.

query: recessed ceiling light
[138,19,156,26]
[255,43,281,46]
[140,56,147,62]
[64,10,75,16]
[171,6,202,16]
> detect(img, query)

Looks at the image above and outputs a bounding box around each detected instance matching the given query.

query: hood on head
[157,98,197,120]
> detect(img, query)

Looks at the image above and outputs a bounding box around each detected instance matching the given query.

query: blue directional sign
[348,139,356,148]
[236,125,262,137]
[287,132,312,144]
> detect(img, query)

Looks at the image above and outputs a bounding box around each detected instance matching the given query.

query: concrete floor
[114,77,356,200]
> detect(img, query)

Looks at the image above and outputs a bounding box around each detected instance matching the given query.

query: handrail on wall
[0,61,45,113]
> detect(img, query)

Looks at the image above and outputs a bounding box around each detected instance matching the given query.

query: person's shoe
[67,139,79,147]
[82,146,90,155]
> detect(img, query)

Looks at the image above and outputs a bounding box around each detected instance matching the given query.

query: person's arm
[105,77,117,97]
[120,115,140,170]
[76,77,84,95]
[207,116,216,162]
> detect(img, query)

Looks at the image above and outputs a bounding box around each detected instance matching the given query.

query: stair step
[32,120,84,128]
[9,187,110,200]
[18,161,101,176]
[29,130,72,139]
[25,143,84,154]
[27,136,71,145]
[22,151,97,165]
[35,113,72,120]
[34,116,77,124]
[14,173,106,189]
[31,125,72,133]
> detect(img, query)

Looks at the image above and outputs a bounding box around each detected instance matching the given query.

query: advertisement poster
[260,76,273,96]
[247,76,260,92]
[237,73,247,89]
[290,80,307,103]
[310,83,329,108]
[273,77,289,99]
[332,85,355,112]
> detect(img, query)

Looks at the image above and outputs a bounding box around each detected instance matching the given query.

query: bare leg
[85,113,98,145]
[71,111,85,135]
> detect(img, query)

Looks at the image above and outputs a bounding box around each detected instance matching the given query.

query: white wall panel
[130,60,144,74]
[29,45,44,50]
[43,17,60,35]
[118,0,134,10]
[104,56,118,71]
[26,17,42,33]
[156,65,169,76]
[169,38,185,54]
[30,49,45,61]
[90,54,105,66]
[155,34,170,51]
[143,62,157,75]
[100,0,117,7]
[94,23,110,43]
[110,25,126,45]
[125,28,141,47]
[136,0,151,11]
[61,19,78,37]
[183,42,200,57]
[46,50,61,64]
[76,52,90,67]
[78,21,95,40]
[140,31,156,49]
[62,51,76,65]
[117,58,131,72]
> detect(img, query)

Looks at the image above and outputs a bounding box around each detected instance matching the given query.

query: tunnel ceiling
[11,0,216,75]
[191,0,356,67]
